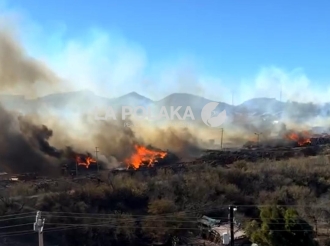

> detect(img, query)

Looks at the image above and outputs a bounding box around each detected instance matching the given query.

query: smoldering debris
[196,146,322,166]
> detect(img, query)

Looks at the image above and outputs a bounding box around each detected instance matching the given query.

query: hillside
[0,91,328,122]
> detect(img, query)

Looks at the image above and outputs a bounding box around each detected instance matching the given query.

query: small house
[211,223,250,245]
[198,215,221,229]
[197,215,252,246]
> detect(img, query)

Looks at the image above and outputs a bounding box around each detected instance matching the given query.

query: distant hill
[0,91,328,122]
[115,92,153,106]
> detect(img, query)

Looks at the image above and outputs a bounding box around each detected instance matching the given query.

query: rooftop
[199,215,221,227]
[212,223,245,239]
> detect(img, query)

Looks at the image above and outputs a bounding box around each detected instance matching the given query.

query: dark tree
[245,206,318,246]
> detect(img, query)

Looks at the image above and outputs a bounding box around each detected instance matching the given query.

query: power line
[0,213,324,225]
[0,223,31,229]
[39,204,330,217]
[43,225,315,232]
[5,214,326,224]
[0,204,328,223]
[1,222,317,231]
[0,216,322,240]
[0,215,35,222]
[0,214,325,227]
[95,147,99,173]
[0,230,35,238]
[0,224,318,239]
[0,211,313,221]
[0,212,35,218]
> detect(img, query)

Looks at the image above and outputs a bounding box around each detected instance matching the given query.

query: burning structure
[60,152,99,176]
[75,154,97,169]
[124,145,167,169]
[124,145,174,169]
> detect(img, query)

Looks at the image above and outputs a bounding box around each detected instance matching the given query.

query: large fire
[124,145,167,169]
[285,131,311,146]
[75,155,97,168]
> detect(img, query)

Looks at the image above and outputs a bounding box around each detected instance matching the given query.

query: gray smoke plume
[0,29,63,174]
[0,30,61,97]
[0,28,208,173]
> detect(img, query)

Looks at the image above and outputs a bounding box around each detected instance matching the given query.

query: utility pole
[75,159,78,176]
[254,132,262,146]
[313,216,318,236]
[220,128,224,149]
[229,206,237,246]
[33,211,45,246]
[95,147,99,173]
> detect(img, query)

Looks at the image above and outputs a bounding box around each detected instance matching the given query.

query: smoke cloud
[0,25,202,174]
[0,28,63,174]
[0,30,63,98]
[0,31,57,86]
[0,105,59,174]
[0,3,329,175]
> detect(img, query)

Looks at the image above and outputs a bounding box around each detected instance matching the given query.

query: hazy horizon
[0,89,315,106]
[0,1,329,104]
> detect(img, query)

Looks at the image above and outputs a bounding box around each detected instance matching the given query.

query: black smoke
[0,105,60,174]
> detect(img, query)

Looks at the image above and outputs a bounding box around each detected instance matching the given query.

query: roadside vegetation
[1,155,330,245]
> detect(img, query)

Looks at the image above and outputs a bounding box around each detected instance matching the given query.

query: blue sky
[2,0,330,103]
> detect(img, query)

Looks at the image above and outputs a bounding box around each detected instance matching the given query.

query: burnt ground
[197,145,321,166]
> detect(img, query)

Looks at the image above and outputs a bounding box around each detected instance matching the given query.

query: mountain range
[0,90,329,122]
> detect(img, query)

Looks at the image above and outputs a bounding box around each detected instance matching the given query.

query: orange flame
[75,155,97,168]
[124,145,167,169]
[285,131,311,146]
